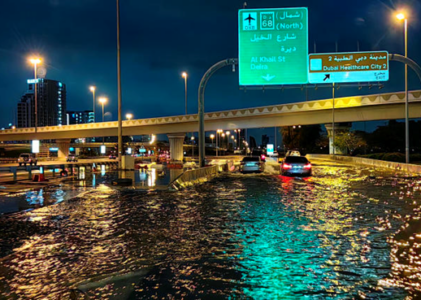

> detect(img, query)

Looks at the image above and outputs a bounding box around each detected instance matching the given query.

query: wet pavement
[1,159,421,298]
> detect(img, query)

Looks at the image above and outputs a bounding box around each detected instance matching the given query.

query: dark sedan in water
[280,156,312,176]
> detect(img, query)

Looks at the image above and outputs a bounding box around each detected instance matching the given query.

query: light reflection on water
[0,161,420,298]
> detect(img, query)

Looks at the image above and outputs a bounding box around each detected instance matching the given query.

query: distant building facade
[67,110,94,125]
[261,134,269,147]
[17,79,66,128]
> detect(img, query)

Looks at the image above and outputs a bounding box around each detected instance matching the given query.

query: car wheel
[19,163,22,166]
[34,162,37,166]
[24,163,26,167]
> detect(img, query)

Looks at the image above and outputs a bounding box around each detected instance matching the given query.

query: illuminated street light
[210,134,215,151]
[182,72,188,115]
[126,113,133,120]
[396,11,409,163]
[90,86,96,122]
[191,135,195,158]
[29,57,42,132]
[98,97,107,122]
[216,129,223,157]
[99,97,107,143]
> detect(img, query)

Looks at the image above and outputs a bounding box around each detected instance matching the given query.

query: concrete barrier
[170,165,220,190]
[307,154,421,174]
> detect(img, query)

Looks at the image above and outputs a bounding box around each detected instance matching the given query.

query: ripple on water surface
[0,162,421,299]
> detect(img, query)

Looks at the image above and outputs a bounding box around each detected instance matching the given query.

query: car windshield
[20,155,29,158]
[243,157,260,162]
[285,156,308,163]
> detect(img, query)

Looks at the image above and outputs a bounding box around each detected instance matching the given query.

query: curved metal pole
[198,58,238,167]
[389,53,421,83]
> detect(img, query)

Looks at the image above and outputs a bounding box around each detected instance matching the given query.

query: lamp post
[29,58,41,132]
[216,129,223,156]
[191,136,195,158]
[397,12,409,163]
[126,113,133,120]
[210,134,215,154]
[99,97,107,143]
[182,72,188,115]
[99,97,107,122]
[90,86,96,122]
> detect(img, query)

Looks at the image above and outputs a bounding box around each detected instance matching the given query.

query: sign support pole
[116,0,123,169]
[332,82,335,155]
[198,58,238,168]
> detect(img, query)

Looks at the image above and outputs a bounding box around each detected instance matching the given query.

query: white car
[18,153,37,166]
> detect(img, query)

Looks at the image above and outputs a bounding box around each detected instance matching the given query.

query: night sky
[1,0,421,141]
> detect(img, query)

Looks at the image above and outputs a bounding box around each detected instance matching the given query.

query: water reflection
[0,161,420,298]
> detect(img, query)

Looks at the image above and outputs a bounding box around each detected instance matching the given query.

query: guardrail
[307,154,421,174]
[170,165,220,190]
[0,161,119,181]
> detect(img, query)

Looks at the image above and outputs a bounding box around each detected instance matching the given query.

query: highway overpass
[0,90,420,142]
[1,90,420,160]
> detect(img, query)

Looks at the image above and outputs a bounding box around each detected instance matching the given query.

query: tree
[280,125,322,153]
[333,131,367,155]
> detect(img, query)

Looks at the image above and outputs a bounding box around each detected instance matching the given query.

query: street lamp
[126,113,133,120]
[29,57,42,132]
[216,129,223,156]
[182,72,188,115]
[191,136,195,158]
[98,97,107,122]
[90,86,96,122]
[210,134,215,153]
[396,12,409,163]
[99,97,107,143]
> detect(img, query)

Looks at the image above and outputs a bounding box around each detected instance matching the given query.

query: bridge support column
[324,123,352,155]
[57,139,71,160]
[167,133,185,162]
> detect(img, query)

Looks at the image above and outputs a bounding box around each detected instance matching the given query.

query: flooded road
[1,159,421,299]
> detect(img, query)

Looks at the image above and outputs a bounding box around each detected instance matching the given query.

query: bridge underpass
[1,90,421,160]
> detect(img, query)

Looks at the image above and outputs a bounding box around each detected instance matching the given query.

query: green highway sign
[238,8,308,86]
[308,51,389,84]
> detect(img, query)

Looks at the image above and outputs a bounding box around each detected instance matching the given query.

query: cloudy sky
[1,0,420,141]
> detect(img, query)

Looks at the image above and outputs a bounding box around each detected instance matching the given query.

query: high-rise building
[17,79,67,128]
[262,134,269,147]
[67,110,94,125]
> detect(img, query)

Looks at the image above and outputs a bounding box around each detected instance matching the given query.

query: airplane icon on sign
[244,14,255,25]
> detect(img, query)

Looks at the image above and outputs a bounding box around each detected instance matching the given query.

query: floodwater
[1,160,421,299]
[0,166,179,215]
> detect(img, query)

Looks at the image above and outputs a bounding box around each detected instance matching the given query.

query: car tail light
[304,163,312,169]
[261,154,266,160]
[283,163,292,169]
